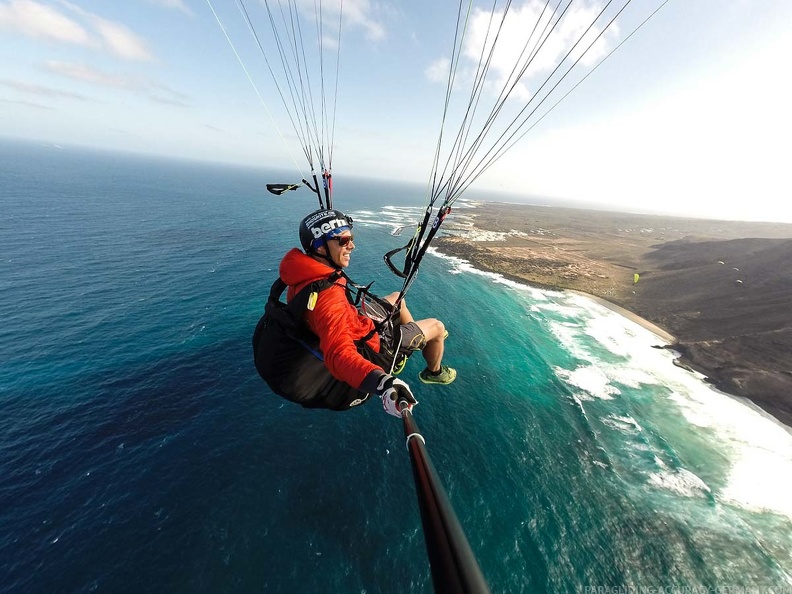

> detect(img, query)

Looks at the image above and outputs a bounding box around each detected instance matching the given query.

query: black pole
[301,177,324,209]
[302,176,325,209]
[322,170,332,209]
[312,172,325,210]
[400,406,491,594]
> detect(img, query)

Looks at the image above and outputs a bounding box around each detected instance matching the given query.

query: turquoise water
[1,140,790,593]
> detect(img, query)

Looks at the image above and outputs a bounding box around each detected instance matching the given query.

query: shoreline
[569,289,792,438]
[434,201,792,428]
[565,289,675,343]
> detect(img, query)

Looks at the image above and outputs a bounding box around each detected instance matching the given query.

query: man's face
[325,230,354,268]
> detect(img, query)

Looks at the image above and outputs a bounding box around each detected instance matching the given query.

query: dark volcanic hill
[632,238,792,425]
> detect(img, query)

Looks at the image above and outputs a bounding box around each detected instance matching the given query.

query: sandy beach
[434,201,792,427]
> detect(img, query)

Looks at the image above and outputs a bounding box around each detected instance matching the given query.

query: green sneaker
[392,356,407,376]
[418,365,457,385]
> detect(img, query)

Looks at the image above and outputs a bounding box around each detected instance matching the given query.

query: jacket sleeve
[305,285,382,390]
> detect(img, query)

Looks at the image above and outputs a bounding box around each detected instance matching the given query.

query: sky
[1,0,791,223]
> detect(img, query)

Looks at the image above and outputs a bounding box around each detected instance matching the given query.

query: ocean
[1,139,791,594]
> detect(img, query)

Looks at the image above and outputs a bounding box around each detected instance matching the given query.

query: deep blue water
[1,140,791,593]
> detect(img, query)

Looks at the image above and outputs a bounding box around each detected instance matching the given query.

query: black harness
[252,271,400,410]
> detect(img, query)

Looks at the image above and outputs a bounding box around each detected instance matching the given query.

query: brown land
[434,202,792,427]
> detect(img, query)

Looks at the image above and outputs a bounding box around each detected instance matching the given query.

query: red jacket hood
[279,248,338,292]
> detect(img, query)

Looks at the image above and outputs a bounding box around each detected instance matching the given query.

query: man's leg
[384,293,446,372]
[383,292,414,325]
[415,318,445,372]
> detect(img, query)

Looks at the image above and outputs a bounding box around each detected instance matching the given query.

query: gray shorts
[391,321,427,358]
[360,296,426,363]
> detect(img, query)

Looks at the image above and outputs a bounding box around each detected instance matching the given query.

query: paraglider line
[205,0,306,178]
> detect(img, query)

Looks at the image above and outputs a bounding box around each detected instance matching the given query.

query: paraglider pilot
[268,209,456,417]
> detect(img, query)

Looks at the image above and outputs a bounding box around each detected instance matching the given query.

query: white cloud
[89,15,153,61]
[342,0,385,41]
[44,60,140,88]
[0,0,153,61]
[149,94,189,107]
[145,0,193,17]
[462,0,619,99]
[43,60,187,106]
[425,57,450,83]
[0,0,91,45]
[289,0,385,42]
[1,96,55,109]
[0,76,89,99]
[148,80,189,106]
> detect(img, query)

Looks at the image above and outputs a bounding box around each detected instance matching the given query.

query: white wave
[548,321,594,362]
[722,442,792,516]
[554,364,621,400]
[556,293,792,517]
[602,414,643,434]
[662,380,792,516]
[351,205,426,234]
[580,312,634,358]
[453,199,482,209]
[648,465,712,499]
[567,292,669,349]
[382,205,424,215]
[532,292,591,318]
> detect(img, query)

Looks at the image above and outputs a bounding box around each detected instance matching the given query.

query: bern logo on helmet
[310,218,348,239]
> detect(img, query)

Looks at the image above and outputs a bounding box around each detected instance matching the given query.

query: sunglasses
[328,234,354,247]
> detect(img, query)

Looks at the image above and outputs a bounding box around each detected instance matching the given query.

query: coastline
[565,289,675,344]
[434,201,792,428]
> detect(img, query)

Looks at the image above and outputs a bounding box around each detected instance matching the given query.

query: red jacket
[279,248,382,390]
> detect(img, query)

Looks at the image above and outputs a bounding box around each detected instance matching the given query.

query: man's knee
[434,319,446,340]
[383,292,401,306]
[419,318,444,341]
[384,292,407,311]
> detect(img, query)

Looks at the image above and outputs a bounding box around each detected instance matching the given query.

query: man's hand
[376,374,417,418]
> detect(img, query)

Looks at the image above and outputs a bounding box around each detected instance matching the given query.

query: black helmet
[299,209,353,253]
